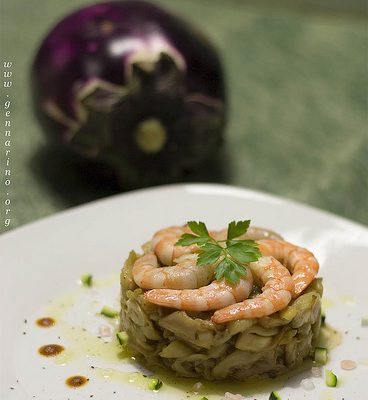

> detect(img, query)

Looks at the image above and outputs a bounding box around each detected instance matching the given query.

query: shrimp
[151,226,197,265]
[211,226,283,241]
[132,252,214,289]
[145,270,253,311]
[151,224,282,266]
[244,226,283,241]
[257,239,319,297]
[212,256,294,324]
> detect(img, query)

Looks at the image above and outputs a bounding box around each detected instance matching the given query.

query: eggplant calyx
[129,52,185,98]
[63,52,183,158]
[68,80,126,156]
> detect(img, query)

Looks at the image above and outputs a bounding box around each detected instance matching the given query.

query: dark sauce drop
[38,344,64,357]
[65,376,89,388]
[36,317,55,328]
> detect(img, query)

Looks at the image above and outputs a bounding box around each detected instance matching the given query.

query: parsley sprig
[176,221,261,284]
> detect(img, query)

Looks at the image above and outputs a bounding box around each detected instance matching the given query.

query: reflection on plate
[1,184,367,399]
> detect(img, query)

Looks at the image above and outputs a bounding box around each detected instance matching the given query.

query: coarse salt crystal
[301,378,315,391]
[340,359,357,370]
[192,382,203,393]
[223,392,245,400]
[311,366,322,377]
[98,324,112,337]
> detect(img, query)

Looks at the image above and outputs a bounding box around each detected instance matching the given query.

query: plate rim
[1,182,367,399]
[1,182,367,242]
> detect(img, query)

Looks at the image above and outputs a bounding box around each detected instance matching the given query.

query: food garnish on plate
[120,220,323,381]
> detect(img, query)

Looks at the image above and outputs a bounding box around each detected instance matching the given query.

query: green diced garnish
[81,273,93,287]
[314,347,328,364]
[269,391,281,400]
[361,316,368,326]
[325,369,338,387]
[321,314,326,325]
[116,331,128,346]
[148,378,163,391]
[100,306,119,318]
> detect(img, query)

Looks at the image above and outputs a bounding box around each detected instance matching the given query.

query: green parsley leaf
[187,221,210,237]
[226,242,261,263]
[176,233,209,246]
[226,259,247,283]
[227,239,258,247]
[227,220,250,240]
[226,267,241,284]
[197,243,223,266]
[175,220,261,284]
[214,259,229,280]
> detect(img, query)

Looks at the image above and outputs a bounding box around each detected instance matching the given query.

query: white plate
[1,183,367,400]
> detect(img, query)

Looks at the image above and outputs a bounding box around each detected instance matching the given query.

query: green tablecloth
[1,0,367,233]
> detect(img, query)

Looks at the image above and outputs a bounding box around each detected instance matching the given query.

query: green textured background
[1,0,367,234]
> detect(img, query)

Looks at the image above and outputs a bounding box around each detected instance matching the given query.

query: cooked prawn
[257,239,319,297]
[151,226,197,265]
[132,252,213,289]
[243,226,283,241]
[210,226,283,241]
[151,225,229,265]
[145,270,253,311]
[211,256,294,324]
[151,224,282,266]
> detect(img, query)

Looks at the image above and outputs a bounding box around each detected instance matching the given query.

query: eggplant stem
[134,118,167,153]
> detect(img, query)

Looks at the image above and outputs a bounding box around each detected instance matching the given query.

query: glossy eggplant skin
[32,0,226,186]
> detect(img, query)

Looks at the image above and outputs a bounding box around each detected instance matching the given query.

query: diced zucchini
[148,378,163,391]
[269,391,282,400]
[81,273,93,287]
[314,347,328,364]
[361,316,368,327]
[325,369,338,387]
[116,331,128,346]
[100,306,119,318]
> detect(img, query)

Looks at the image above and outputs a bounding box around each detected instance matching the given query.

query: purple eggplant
[32,0,226,187]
